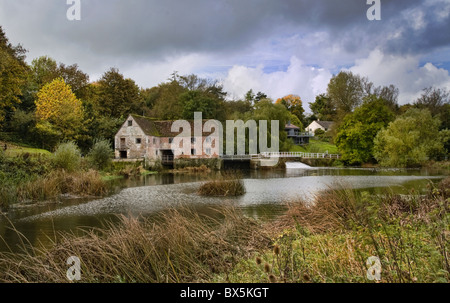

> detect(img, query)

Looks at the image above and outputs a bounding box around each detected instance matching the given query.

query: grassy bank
[223,178,449,283]
[0,177,448,283]
[0,150,109,210]
[0,141,51,157]
[0,140,160,211]
[290,138,339,154]
[0,149,103,211]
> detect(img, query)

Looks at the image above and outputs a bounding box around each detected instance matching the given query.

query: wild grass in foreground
[224,177,449,283]
[0,206,270,283]
[0,178,448,283]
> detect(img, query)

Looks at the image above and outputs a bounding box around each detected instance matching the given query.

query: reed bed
[0,206,271,283]
[225,177,450,283]
[17,169,109,202]
[198,171,246,197]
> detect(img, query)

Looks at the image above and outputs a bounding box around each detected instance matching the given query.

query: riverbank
[0,147,157,212]
[0,177,448,283]
[221,176,449,283]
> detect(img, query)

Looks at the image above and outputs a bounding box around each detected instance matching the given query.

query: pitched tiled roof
[285,123,300,130]
[131,115,216,137]
[316,121,334,129]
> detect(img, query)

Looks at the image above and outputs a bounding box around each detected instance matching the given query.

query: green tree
[374,108,448,167]
[57,62,90,100]
[327,71,365,118]
[224,100,253,120]
[373,84,399,113]
[244,89,267,106]
[30,56,59,89]
[335,96,395,165]
[414,87,449,117]
[179,90,222,120]
[150,79,186,120]
[245,89,255,104]
[255,91,268,104]
[26,56,90,104]
[177,75,227,120]
[8,109,38,145]
[0,27,28,128]
[247,99,293,152]
[309,94,337,121]
[95,68,143,118]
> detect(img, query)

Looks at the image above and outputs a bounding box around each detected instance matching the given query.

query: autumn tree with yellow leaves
[35,78,84,148]
[275,94,306,128]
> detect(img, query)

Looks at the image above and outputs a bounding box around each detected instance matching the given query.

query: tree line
[0,27,308,154]
[308,71,450,166]
[1,26,449,166]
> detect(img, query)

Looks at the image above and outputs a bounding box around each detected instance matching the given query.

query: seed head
[255,256,262,265]
[264,263,271,273]
[303,273,311,282]
[268,274,277,283]
[273,245,280,255]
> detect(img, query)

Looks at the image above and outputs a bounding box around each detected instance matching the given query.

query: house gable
[307,120,334,133]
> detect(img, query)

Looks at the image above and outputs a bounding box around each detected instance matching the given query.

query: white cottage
[306,120,334,135]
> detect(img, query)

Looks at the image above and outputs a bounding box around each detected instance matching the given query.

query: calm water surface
[0,165,446,252]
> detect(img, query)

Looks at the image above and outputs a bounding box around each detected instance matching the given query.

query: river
[0,164,446,253]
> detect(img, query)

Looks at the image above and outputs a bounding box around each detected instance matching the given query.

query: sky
[1,0,449,112]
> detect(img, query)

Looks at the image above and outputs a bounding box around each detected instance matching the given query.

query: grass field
[290,138,339,154]
[0,141,51,157]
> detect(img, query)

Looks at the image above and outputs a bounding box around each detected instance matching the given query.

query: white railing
[260,152,341,159]
[221,152,341,160]
[220,154,260,161]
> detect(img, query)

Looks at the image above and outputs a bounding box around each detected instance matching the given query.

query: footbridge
[220,152,341,161]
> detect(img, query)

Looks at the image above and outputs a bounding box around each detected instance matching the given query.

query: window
[153,138,157,145]
[191,137,196,144]
[191,149,196,156]
[169,138,173,144]
[206,148,211,155]
[136,138,142,144]
[128,120,133,126]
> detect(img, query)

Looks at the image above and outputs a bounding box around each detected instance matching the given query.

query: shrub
[52,142,81,172]
[314,129,325,137]
[87,139,113,171]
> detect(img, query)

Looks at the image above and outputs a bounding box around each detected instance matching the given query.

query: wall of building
[307,121,325,134]
[114,117,148,159]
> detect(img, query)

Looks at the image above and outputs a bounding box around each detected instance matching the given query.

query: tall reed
[198,171,246,197]
[0,206,270,283]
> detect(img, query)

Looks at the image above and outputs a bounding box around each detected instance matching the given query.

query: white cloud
[349,49,450,104]
[222,56,332,108]
[91,52,217,88]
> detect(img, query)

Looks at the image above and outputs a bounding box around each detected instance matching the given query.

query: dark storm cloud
[0,0,448,69]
